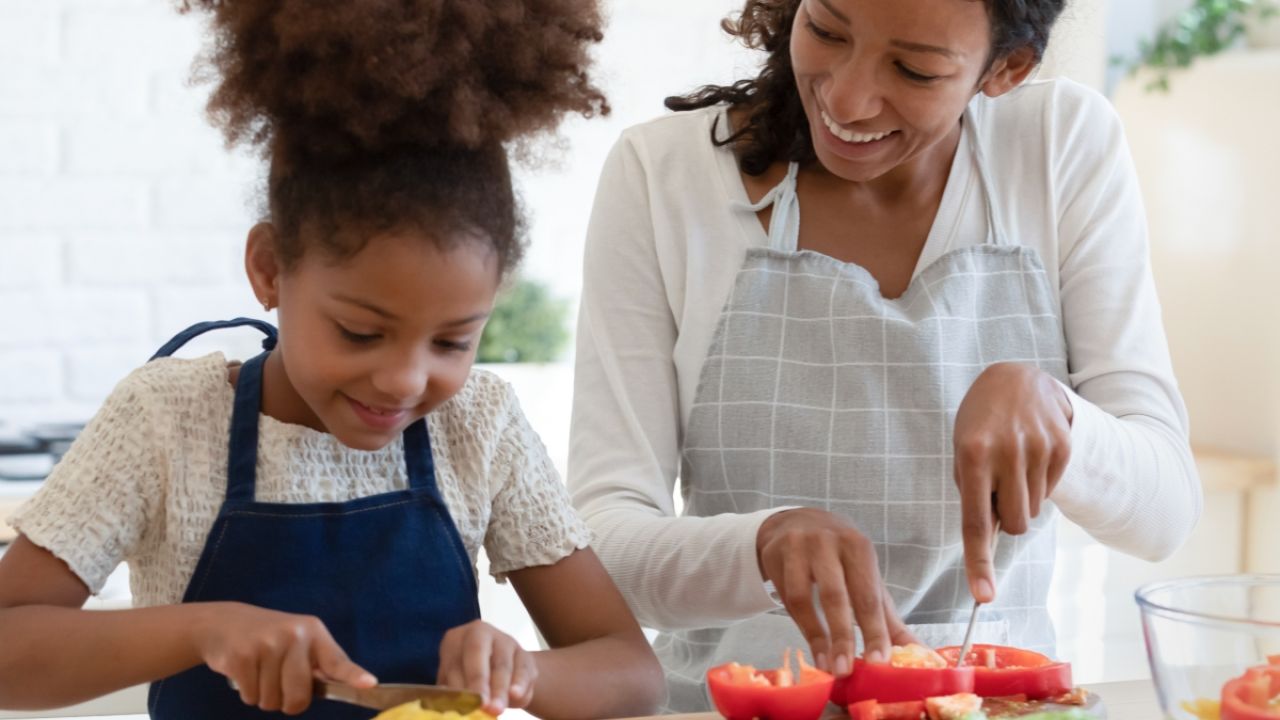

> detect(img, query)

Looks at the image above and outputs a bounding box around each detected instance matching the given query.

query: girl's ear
[978,46,1039,98]
[245,223,283,311]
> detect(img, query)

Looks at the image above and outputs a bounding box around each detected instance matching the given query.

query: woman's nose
[824,56,884,123]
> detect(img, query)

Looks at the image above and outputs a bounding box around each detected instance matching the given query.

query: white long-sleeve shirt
[568,78,1202,632]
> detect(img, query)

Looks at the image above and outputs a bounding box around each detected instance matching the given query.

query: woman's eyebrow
[890,39,961,59]
[813,0,961,60]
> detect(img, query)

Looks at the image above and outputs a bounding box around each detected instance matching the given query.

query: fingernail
[815,652,828,672]
[865,649,885,665]
[494,700,507,713]
[511,683,525,696]
[975,579,994,602]
[834,654,850,676]
[360,673,377,686]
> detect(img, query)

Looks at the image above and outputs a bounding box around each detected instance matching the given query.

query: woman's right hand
[191,602,376,715]
[756,508,915,677]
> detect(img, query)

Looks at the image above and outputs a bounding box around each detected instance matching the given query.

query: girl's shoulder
[429,367,525,445]
[104,351,233,419]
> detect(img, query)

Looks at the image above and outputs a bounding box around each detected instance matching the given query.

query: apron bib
[146,319,481,719]
[660,114,1070,712]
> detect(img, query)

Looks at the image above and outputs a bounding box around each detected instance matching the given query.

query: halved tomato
[936,644,1072,700]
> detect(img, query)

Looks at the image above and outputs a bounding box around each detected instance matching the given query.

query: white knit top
[9,353,591,606]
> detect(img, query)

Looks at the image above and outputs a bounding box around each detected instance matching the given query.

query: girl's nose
[824,56,884,124]
[370,348,429,403]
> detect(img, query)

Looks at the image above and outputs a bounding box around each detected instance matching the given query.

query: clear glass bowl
[1137,574,1280,719]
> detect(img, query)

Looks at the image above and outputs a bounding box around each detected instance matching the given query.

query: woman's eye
[896,62,939,83]
[435,339,472,353]
[806,20,841,43]
[337,325,380,344]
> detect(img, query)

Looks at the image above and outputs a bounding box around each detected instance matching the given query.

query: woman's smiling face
[790,0,1012,183]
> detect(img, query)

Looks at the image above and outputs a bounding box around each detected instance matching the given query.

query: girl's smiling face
[791,0,1031,183]
[248,226,500,451]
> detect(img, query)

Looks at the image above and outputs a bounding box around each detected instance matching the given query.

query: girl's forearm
[528,632,664,720]
[0,603,214,710]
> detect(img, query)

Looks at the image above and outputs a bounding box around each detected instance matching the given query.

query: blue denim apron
[146,318,481,719]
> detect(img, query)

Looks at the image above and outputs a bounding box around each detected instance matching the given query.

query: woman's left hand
[953,362,1073,604]
[437,619,538,715]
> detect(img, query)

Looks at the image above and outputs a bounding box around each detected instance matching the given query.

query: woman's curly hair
[666,0,1065,177]
[178,0,610,274]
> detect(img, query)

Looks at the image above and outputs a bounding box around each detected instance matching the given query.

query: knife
[955,519,1002,669]
[229,678,484,713]
[316,681,484,713]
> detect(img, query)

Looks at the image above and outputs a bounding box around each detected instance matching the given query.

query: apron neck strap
[401,418,437,491]
[150,318,278,361]
[736,162,802,253]
[225,351,267,503]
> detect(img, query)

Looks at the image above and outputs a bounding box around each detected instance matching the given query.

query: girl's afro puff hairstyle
[178,0,610,274]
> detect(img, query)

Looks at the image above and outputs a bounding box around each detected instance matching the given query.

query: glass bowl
[1137,574,1280,718]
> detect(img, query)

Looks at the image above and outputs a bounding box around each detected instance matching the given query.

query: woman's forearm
[527,631,665,720]
[0,603,212,710]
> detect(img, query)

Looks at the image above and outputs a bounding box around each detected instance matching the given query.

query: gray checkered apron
[658,113,1070,712]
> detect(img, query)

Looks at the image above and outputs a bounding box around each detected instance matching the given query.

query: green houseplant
[1118,0,1278,92]
[477,277,572,364]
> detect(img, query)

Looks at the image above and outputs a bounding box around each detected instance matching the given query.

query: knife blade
[955,519,1002,669]
[315,680,484,713]
[229,678,483,713]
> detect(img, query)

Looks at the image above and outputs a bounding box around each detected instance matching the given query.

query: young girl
[0,1,663,718]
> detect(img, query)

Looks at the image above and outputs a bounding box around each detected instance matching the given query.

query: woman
[569,0,1202,711]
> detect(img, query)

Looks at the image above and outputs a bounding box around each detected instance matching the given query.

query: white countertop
[0,680,1160,719]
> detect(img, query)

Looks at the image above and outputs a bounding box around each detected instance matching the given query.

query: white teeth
[821,110,892,144]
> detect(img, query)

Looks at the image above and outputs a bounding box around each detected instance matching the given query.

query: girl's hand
[191,602,376,715]
[954,362,1073,604]
[756,508,917,677]
[437,619,537,715]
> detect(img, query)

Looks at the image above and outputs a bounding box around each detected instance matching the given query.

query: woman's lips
[817,109,898,159]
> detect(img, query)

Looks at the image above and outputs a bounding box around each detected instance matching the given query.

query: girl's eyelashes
[334,320,473,352]
[336,323,380,344]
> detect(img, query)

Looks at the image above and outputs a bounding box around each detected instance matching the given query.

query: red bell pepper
[935,644,1073,700]
[833,658,974,705]
[706,651,835,720]
[846,699,927,720]
[1221,664,1280,720]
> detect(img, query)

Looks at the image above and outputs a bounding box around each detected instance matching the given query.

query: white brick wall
[0,0,752,424]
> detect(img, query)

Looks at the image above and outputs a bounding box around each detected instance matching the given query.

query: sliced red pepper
[936,644,1073,700]
[845,699,926,720]
[848,699,880,720]
[1222,665,1280,720]
[877,700,927,719]
[832,658,974,705]
[706,651,834,720]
